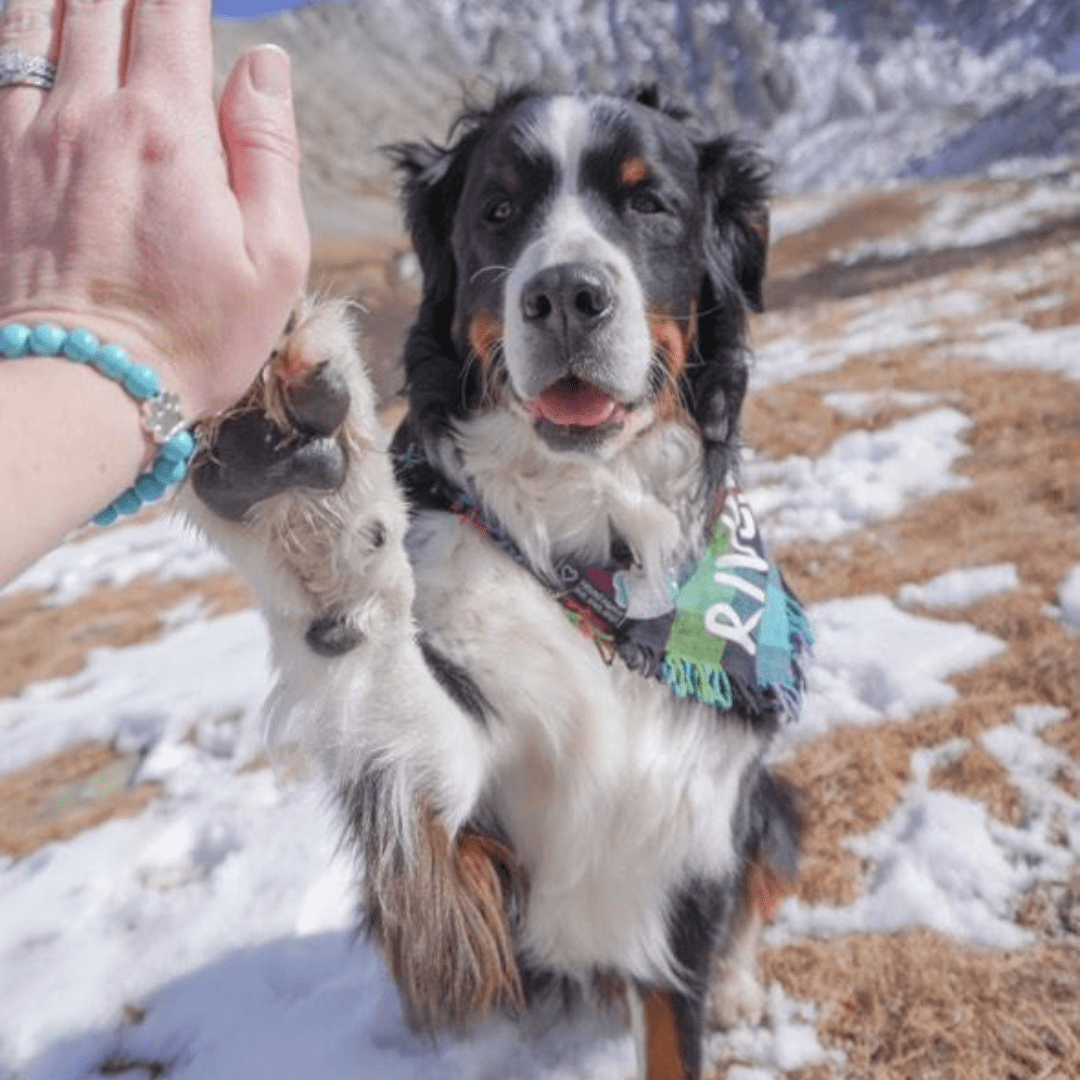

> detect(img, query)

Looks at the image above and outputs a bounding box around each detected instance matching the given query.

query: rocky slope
[212,0,1080,235]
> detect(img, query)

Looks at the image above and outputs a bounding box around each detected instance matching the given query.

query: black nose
[521,262,616,330]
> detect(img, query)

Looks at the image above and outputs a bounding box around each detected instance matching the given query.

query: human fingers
[125,0,212,100]
[0,0,60,133]
[218,45,310,286]
[53,0,128,99]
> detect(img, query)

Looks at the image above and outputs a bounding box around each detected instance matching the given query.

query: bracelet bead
[62,328,100,363]
[124,364,161,400]
[28,322,67,356]
[0,323,30,357]
[0,321,198,527]
[93,343,133,381]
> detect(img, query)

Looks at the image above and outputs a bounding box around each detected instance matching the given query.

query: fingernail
[249,45,291,99]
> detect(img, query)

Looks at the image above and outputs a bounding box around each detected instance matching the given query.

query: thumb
[219,45,310,279]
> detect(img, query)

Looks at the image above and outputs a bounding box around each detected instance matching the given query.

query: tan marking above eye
[620,156,649,188]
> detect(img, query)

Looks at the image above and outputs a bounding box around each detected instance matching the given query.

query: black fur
[306,613,365,657]
[418,636,494,729]
[657,876,737,1077]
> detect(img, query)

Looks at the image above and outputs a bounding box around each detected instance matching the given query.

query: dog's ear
[698,135,770,314]
[385,133,487,455]
[686,137,771,483]
[385,139,472,312]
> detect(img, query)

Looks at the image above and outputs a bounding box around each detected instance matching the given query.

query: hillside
[211,0,1080,234]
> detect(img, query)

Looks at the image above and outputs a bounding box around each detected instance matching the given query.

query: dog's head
[389,87,768,482]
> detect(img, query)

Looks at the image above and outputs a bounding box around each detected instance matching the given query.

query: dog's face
[392,89,769,472]
[450,94,707,451]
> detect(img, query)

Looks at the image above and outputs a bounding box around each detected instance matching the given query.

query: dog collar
[394,441,813,726]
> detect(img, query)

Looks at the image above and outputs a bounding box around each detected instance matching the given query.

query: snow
[822,389,939,419]
[1057,565,1080,628]
[770,730,1076,951]
[745,408,972,546]
[712,985,841,1076]
[898,563,1021,610]
[957,320,1080,379]
[831,178,1080,264]
[0,516,227,606]
[0,609,272,777]
[796,596,1005,739]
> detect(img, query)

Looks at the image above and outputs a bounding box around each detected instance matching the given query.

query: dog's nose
[521,262,616,330]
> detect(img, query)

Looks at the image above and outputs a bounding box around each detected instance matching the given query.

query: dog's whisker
[649,344,693,413]
[461,342,509,412]
[470,264,512,285]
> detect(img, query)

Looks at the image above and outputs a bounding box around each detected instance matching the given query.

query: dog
[180,86,808,1080]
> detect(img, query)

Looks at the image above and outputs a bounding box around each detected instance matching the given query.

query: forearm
[0,349,159,585]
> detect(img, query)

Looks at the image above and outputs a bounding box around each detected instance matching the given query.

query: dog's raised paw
[188,303,366,523]
[189,407,348,522]
[178,298,407,625]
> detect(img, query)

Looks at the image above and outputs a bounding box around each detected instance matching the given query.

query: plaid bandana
[396,445,813,725]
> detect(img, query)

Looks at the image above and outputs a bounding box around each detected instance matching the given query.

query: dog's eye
[483,198,515,224]
[629,190,666,215]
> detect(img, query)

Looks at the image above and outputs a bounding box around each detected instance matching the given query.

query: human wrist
[0,319,199,525]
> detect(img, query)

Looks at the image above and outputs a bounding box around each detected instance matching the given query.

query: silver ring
[0,49,57,91]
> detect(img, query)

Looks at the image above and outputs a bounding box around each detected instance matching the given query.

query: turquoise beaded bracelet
[0,322,197,526]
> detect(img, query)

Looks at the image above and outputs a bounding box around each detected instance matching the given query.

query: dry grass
[0,743,160,859]
[0,571,252,699]
[928,744,1026,827]
[761,933,1080,1080]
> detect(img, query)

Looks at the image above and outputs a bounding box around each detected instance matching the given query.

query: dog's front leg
[178,300,523,1030]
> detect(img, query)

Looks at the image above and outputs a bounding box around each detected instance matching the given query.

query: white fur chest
[407,509,761,985]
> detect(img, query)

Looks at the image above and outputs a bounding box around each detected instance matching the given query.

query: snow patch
[823,389,940,419]
[0,517,228,606]
[1057,565,1080,628]
[746,409,972,546]
[898,563,1020,610]
[0,610,272,777]
[797,595,1005,739]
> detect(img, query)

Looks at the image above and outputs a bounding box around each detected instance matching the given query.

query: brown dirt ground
[0,743,160,859]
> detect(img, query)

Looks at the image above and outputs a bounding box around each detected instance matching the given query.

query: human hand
[0,0,310,421]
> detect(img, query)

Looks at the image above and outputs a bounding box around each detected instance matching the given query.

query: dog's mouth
[523,376,628,432]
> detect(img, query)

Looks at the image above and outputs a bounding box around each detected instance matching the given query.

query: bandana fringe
[662,655,735,709]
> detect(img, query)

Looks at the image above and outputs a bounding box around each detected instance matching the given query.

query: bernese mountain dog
[181,86,808,1080]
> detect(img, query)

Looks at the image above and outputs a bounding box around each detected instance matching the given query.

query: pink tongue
[535,379,618,428]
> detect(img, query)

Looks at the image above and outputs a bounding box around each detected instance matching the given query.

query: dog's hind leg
[708,770,802,1030]
[629,985,707,1080]
[626,876,740,1079]
[177,299,523,1030]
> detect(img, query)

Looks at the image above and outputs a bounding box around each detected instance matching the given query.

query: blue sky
[213,0,309,17]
